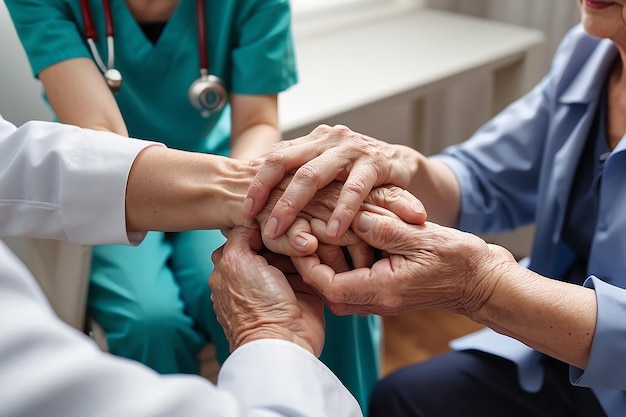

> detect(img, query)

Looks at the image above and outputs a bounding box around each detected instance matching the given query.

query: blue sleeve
[430,73,552,234]
[430,25,593,235]
[5,0,90,77]
[231,0,298,94]
[570,276,626,390]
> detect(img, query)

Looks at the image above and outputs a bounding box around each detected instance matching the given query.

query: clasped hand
[211,123,517,354]
[210,184,427,354]
[294,211,516,318]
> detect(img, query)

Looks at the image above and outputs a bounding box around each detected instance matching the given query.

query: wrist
[234,325,316,356]
[466,244,523,323]
[392,144,421,189]
[212,158,259,229]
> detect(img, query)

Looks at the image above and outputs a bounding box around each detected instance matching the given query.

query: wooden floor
[381,309,484,376]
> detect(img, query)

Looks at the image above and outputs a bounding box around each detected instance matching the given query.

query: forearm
[40,58,128,136]
[230,123,281,160]
[125,146,257,232]
[408,153,461,227]
[473,251,597,369]
[230,93,281,160]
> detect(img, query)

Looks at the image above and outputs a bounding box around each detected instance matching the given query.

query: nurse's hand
[292,210,514,317]
[257,181,426,258]
[209,226,325,356]
[244,124,424,241]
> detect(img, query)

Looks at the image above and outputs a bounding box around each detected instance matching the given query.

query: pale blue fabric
[435,24,626,416]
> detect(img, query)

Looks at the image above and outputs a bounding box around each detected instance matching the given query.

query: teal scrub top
[6,0,298,155]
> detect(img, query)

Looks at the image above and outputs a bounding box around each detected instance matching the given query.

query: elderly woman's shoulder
[548,23,613,75]
[557,23,611,58]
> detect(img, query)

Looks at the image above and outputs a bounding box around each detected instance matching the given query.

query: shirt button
[599,152,610,162]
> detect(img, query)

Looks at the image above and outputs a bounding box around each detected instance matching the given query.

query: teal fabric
[7,0,379,411]
[321,311,381,414]
[6,0,297,152]
[89,230,228,374]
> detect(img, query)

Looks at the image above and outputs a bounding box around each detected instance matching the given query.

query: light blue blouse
[439,24,626,416]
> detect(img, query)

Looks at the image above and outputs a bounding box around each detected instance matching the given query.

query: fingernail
[327,219,340,238]
[242,198,254,217]
[295,235,309,248]
[265,217,279,238]
[357,213,372,233]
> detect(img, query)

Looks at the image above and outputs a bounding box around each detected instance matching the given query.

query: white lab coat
[0,115,361,417]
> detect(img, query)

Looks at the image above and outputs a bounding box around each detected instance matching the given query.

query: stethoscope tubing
[80,0,208,75]
[79,0,226,114]
[81,0,115,74]
[195,0,208,71]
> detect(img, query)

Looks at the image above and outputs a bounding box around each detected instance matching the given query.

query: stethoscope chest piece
[188,70,227,118]
[104,68,123,93]
[81,0,226,113]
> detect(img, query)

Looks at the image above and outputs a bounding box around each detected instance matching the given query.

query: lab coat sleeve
[570,277,626,391]
[0,242,362,417]
[0,116,160,245]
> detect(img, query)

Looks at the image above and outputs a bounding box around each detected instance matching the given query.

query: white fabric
[0,115,361,417]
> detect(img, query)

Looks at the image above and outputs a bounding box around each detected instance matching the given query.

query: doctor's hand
[292,210,518,317]
[209,226,325,356]
[244,124,425,241]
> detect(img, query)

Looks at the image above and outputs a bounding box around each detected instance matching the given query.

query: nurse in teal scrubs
[6,0,379,411]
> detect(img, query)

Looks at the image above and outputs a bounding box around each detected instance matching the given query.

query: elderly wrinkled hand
[209,226,325,356]
[256,178,427,259]
[244,124,424,241]
[292,209,518,317]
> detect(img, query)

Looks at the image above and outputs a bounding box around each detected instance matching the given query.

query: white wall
[0,1,52,125]
[428,0,580,74]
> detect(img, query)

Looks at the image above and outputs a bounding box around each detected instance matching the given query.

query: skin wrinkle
[246,124,427,240]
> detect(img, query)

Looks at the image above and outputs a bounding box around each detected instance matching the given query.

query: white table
[280,9,546,146]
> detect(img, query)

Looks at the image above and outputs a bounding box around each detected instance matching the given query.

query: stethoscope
[79,0,227,117]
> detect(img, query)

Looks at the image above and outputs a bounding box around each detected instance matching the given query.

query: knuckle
[330,124,353,137]
[371,216,400,245]
[313,124,332,134]
[320,245,345,264]
[273,140,292,150]
[263,151,286,164]
[342,178,369,199]
[380,187,403,206]
[293,163,321,185]
[247,180,269,196]
[275,194,298,212]
[364,187,387,206]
